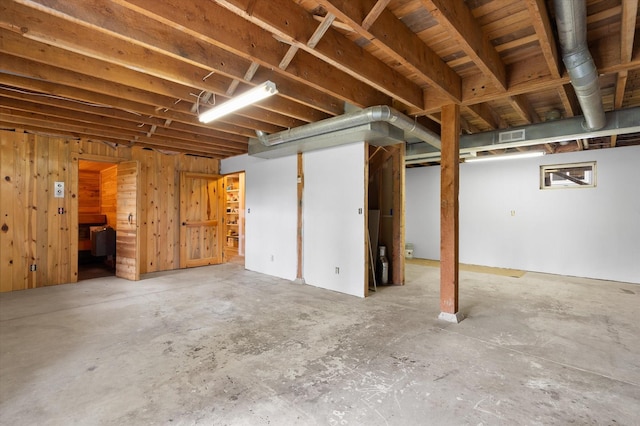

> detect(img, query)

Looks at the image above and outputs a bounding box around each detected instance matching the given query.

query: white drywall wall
[221,154,298,280]
[303,143,366,297]
[406,145,640,284]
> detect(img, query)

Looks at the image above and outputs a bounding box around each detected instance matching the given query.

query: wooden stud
[296,152,304,282]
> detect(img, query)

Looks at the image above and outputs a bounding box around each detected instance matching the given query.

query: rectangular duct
[249,122,404,159]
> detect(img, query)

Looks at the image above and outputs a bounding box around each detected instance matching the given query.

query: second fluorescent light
[465,151,545,163]
[199,81,278,123]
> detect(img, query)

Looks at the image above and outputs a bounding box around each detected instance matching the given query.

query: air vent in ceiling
[498,129,526,143]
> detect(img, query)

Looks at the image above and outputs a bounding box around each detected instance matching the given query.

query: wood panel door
[180,172,223,268]
[116,161,140,280]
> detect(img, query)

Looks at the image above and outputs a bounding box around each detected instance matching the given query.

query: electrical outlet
[270,254,274,262]
[30,264,37,272]
[335,267,340,274]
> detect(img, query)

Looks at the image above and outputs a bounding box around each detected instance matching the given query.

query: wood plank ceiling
[1,0,639,161]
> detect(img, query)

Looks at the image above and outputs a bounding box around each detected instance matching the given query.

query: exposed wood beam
[459,116,480,134]
[279,46,300,71]
[0,72,257,138]
[464,103,506,130]
[621,0,639,64]
[1,96,247,154]
[0,50,290,136]
[0,111,230,156]
[446,34,538,70]
[113,0,377,111]
[421,0,507,91]
[279,12,335,70]
[225,62,261,98]
[215,0,424,109]
[307,12,336,49]
[5,0,340,119]
[615,70,629,109]
[0,29,302,131]
[557,84,579,118]
[421,33,640,113]
[615,0,638,112]
[0,85,249,145]
[361,0,391,30]
[314,0,461,103]
[509,94,540,124]
[524,0,561,78]
[611,135,618,148]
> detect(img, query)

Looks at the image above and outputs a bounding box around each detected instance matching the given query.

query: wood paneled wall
[78,170,101,214]
[101,165,117,227]
[0,130,220,292]
[1,131,78,291]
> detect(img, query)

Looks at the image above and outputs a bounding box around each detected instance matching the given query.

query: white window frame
[540,161,597,190]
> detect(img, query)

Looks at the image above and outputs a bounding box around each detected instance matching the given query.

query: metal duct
[405,107,640,160]
[253,105,441,150]
[555,0,606,130]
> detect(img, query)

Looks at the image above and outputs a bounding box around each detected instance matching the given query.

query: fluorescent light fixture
[405,152,476,165]
[465,151,545,163]
[198,81,278,123]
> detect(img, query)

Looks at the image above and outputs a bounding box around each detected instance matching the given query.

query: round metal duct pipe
[555,0,606,131]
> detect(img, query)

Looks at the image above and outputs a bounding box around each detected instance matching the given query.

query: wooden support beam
[296,152,304,283]
[391,144,405,286]
[439,103,463,323]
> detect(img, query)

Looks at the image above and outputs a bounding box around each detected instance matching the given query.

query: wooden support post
[295,152,305,283]
[439,103,464,323]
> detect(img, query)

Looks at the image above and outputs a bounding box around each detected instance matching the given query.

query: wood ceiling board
[0,0,638,158]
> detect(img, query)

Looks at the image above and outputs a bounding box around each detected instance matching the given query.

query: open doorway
[367,144,405,290]
[78,160,118,280]
[223,172,245,266]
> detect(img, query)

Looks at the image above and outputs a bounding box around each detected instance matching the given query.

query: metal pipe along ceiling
[554,0,606,131]
[255,105,441,150]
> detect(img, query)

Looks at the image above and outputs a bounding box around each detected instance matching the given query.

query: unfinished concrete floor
[1,263,638,425]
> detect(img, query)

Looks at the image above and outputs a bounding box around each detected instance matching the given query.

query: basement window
[540,162,596,189]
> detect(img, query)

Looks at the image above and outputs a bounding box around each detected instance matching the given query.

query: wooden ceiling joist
[314,0,462,104]
[523,0,561,78]
[421,0,507,91]
[116,0,385,111]
[2,0,336,121]
[0,0,637,159]
[214,0,422,109]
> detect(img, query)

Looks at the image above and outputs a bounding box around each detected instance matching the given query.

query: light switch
[54,182,64,198]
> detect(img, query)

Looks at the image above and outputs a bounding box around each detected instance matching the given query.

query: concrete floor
[1,263,638,425]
